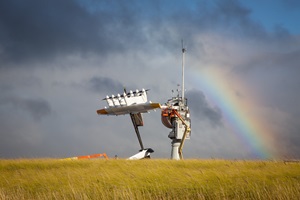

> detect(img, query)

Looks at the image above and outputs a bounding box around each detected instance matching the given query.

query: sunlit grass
[0,159,299,199]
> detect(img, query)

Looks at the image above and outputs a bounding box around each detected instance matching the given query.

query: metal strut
[130,113,144,150]
[172,109,191,159]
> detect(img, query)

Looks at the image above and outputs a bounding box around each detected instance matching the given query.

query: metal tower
[161,42,191,160]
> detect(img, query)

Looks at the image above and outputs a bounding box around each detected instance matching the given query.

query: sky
[0,0,300,159]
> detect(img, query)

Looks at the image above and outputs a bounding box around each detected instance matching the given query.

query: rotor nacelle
[104,88,148,108]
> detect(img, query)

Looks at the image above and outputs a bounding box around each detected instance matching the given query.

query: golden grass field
[0,159,299,199]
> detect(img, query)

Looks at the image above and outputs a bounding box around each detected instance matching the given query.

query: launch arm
[172,110,191,159]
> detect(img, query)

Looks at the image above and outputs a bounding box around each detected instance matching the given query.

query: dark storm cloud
[0,0,145,66]
[0,0,270,67]
[89,76,123,94]
[0,96,51,121]
[186,90,223,127]
[180,0,267,42]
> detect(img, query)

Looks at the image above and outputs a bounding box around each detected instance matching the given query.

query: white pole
[171,139,181,160]
[181,40,186,104]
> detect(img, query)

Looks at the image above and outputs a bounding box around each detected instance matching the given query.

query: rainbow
[189,68,275,159]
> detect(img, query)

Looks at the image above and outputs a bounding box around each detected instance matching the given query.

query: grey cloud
[89,76,123,94]
[0,96,51,121]
[283,123,300,158]
[254,49,300,69]
[0,0,144,66]
[0,0,273,68]
[234,49,300,116]
[186,89,223,127]
[226,39,300,158]
[187,0,267,39]
[22,99,51,120]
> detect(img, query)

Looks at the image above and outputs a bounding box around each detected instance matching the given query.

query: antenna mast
[181,40,186,104]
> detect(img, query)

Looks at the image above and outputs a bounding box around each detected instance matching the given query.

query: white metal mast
[181,40,186,103]
[160,41,191,160]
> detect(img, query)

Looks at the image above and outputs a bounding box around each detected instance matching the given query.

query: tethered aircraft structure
[97,43,191,160]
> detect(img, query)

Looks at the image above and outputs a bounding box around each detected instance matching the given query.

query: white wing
[97,102,161,115]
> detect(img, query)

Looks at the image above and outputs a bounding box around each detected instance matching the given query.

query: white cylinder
[171,139,181,160]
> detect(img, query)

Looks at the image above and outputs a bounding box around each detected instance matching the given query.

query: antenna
[181,40,186,104]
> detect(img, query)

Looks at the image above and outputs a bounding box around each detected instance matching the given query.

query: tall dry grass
[0,159,299,199]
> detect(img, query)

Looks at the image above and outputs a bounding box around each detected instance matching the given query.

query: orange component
[161,109,176,118]
[162,109,169,117]
[161,109,173,129]
[97,109,108,115]
[74,153,108,160]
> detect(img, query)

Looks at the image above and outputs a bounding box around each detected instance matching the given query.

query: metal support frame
[172,109,191,159]
[130,113,144,150]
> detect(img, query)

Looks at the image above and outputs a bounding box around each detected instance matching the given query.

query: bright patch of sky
[239,0,300,34]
